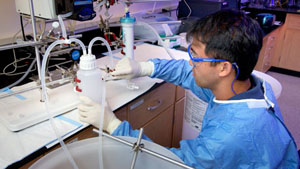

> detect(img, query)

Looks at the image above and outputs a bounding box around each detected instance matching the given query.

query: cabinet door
[176,86,185,101]
[172,97,185,148]
[285,14,300,30]
[278,29,300,72]
[143,106,174,147]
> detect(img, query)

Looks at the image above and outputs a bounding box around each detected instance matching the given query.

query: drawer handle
[147,100,162,111]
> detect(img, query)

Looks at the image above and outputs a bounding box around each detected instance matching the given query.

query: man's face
[188,41,219,89]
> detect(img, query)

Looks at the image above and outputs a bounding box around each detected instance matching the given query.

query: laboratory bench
[2,43,189,169]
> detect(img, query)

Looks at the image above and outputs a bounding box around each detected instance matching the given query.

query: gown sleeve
[149,58,213,102]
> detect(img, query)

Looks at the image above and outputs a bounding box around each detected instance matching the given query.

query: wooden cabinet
[128,83,176,129]
[115,105,127,121]
[126,83,176,147]
[274,14,300,72]
[143,106,174,147]
[257,13,300,72]
[117,83,185,148]
[277,29,300,71]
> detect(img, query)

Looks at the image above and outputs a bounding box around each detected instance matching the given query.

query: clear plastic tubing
[41,38,86,169]
[94,0,105,9]
[98,83,106,169]
[88,37,114,69]
[88,37,113,169]
[136,21,175,59]
[57,12,72,39]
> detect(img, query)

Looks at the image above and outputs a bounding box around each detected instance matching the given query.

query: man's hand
[110,57,154,80]
[77,96,121,134]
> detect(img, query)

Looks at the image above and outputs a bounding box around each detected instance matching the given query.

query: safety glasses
[187,44,240,95]
[187,45,226,65]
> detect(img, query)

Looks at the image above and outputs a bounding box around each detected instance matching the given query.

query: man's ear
[218,61,233,77]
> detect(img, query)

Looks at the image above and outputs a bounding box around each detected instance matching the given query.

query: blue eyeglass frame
[187,45,227,63]
[187,45,240,95]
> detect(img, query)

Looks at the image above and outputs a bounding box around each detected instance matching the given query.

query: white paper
[0,110,82,168]
[182,90,208,140]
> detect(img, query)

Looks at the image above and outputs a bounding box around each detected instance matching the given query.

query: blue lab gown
[112,59,300,169]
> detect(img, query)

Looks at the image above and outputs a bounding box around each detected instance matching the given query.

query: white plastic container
[15,0,57,19]
[76,54,103,103]
[29,136,184,169]
[252,70,282,99]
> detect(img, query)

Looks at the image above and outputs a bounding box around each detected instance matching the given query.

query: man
[78,9,299,168]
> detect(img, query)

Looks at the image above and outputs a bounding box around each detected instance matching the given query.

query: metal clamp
[93,129,195,169]
[130,128,144,169]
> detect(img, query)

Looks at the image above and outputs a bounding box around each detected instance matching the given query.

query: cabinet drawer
[128,83,176,128]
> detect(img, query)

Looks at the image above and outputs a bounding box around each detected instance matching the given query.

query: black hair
[186,9,263,81]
